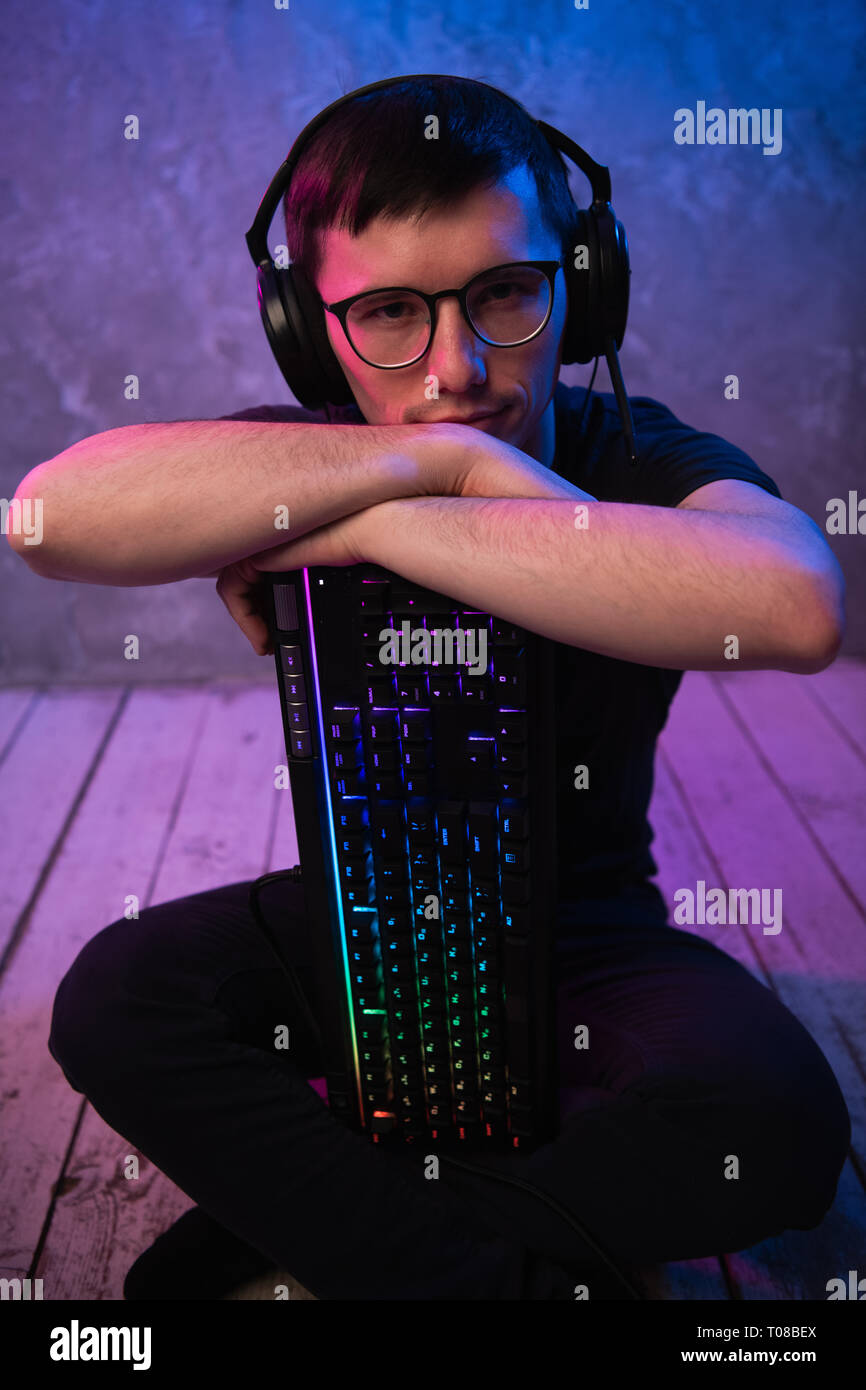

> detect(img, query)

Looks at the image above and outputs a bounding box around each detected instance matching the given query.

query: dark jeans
[47,879,850,1300]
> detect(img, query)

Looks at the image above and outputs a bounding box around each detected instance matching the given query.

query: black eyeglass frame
[319,258,565,369]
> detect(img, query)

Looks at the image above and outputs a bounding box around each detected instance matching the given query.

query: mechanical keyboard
[265,564,558,1152]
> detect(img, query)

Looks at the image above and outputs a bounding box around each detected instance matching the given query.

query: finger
[216,573,272,654]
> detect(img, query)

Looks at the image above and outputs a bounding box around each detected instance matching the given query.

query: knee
[767,1077,851,1231]
[725,1050,851,1237]
[48,915,165,1087]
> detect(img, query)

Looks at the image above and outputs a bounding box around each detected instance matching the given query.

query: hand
[425,422,591,504]
[214,510,370,655]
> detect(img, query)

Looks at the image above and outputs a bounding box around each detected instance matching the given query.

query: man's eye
[358,298,420,322]
[476,280,521,304]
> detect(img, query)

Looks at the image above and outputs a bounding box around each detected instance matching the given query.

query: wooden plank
[0,687,39,765]
[716,668,866,922]
[657,670,866,1298]
[153,684,280,902]
[658,671,866,1156]
[0,687,210,1287]
[636,747,745,1299]
[651,747,770,981]
[41,685,286,1299]
[9,665,864,1302]
[0,689,124,959]
[26,1103,193,1301]
[269,749,300,875]
[804,655,866,760]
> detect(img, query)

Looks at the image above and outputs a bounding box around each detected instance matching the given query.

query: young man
[9,76,850,1300]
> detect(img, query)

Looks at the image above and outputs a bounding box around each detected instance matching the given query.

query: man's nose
[424,297,487,391]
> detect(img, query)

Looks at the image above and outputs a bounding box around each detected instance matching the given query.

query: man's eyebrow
[348,258,531,296]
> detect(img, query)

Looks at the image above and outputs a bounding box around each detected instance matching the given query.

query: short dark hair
[283,76,578,285]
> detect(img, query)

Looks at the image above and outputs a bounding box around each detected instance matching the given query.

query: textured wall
[2,0,864,682]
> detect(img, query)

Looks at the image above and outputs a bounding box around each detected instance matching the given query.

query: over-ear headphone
[245,74,638,463]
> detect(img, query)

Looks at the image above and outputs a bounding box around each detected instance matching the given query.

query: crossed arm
[11,414,843,674]
[225,452,845,675]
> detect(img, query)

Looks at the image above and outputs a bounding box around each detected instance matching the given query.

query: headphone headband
[245,76,613,268]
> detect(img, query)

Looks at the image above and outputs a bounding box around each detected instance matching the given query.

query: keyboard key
[495,713,527,743]
[384,957,415,986]
[501,842,530,873]
[337,828,367,857]
[501,873,531,905]
[335,800,369,834]
[332,744,361,774]
[279,643,303,674]
[508,1075,534,1108]
[328,708,361,740]
[404,771,431,797]
[460,680,490,703]
[444,939,473,965]
[468,803,498,876]
[359,581,389,613]
[429,674,460,702]
[473,902,501,933]
[505,1020,531,1076]
[372,772,403,797]
[283,672,307,701]
[370,803,406,854]
[366,675,396,704]
[289,730,312,758]
[467,737,495,770]
[492,620,525,644]
[380,884,411,917]
[395,675,428,703]
[401,710,432,742]
[436,802,466,862]
[500,801,529,839]
[372,745,401,772]
[380,935,413,963]
[406,804,435,840]
[497,745,527,773]
[402,747,430,771]
[492,651,526,701]
[470,878,497,904]
[347,917,377,947]
[335,769,365,796]
[497,770,529,797]
[287,702,310,732]
[369,708,400,742]
[502,906,531,939]
[508,1105,534,1137]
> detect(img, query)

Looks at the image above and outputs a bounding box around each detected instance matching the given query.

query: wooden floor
[1,661,864,1302]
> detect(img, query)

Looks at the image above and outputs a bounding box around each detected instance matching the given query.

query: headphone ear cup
[288,265,356,407]
[593,206,630,354]
[561,209,594,365]
[255,260,355,409]
[560,206,630,365]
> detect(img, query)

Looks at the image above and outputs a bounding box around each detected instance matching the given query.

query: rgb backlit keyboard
[266,564,558,1153]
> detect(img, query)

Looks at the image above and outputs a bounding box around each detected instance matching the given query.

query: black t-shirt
[220,383,783,931]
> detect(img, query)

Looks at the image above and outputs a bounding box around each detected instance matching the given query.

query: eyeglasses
[319,259,564,369]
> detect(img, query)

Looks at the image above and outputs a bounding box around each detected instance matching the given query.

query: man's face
[314,163,568,468]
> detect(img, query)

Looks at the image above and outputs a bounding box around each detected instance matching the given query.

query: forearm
[359,496,829,672]
[8,420,439,585]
